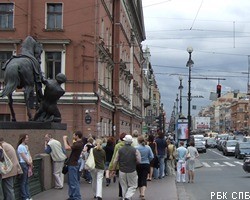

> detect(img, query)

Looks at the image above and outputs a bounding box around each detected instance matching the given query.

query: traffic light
[217,84,221,98]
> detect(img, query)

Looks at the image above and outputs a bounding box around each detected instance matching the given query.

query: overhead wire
[190,0,204,30]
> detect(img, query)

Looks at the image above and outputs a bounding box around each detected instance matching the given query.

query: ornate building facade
[0,0,147,137]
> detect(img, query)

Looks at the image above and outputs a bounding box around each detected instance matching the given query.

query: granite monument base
[0,121,70,159]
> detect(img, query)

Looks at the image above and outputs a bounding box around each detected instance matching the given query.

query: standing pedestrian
[63,131,84,200]
[17,134,33,200]
[136,135,154,200]
[186,141,199,183]
[176,141,187,183]
[0,138,22,200]
[166,139,176,176]
[44,134,67,189]
[147,134,158,181]
[155,132,167,179]
[103,136,115,186]
[111,135,141,200]
[109,132,127,199]
[91,139,106,200]
[82,137,95,184]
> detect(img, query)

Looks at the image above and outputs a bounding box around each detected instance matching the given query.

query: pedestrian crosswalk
[201,161,243,168]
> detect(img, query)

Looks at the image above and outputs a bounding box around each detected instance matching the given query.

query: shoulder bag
[62,153,72,175]
[85,148,95,170]
[0,148,13,175]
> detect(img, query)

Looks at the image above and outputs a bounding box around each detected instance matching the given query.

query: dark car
[206,138,217,148]
[222,140,237,156]
[243,156,250,173]
[195,139,206,153]
[235,142,250,159]
[217,139,226,151]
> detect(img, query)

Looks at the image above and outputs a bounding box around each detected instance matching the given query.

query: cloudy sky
[142,0,250,121]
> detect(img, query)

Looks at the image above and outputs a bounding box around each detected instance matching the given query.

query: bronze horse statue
[0,36,43,121]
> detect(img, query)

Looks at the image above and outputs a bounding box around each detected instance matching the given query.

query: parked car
[206,138,217,148]
[243,156,250,173]
[195,139,206,153]
[235,142,250,159]
[222,140,237,156]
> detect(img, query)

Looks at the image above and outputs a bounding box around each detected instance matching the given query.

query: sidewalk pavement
[33,175,178,200]
[33,160,203,200]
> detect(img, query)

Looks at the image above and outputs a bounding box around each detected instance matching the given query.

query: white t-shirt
[17,144,30,163]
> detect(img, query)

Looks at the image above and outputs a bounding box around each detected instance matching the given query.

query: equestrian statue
[0,36,43,121]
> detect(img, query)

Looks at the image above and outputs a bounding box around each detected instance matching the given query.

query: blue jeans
[2,176,15,200]
[20,163,30,200]
[157,155,165,178]
[68,165,81,200]
[85,170,92,182]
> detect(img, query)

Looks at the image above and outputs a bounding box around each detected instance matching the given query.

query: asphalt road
[182,148,250,200]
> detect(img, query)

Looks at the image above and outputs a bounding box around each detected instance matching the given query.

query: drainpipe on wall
[27,0,32,35]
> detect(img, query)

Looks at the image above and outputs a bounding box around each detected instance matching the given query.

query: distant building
[199,91,249,133]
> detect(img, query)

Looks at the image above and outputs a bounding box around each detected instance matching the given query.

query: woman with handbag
[1,138,22,200]
[91,139,106,200]
[17,134,33,200]
[186,141,199,183]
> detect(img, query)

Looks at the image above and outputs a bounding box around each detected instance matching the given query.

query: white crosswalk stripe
[201,162,211,167]
[201,161,244,168]
[213,162,225,166]
[234,161,243,165]
[223,162,235,166]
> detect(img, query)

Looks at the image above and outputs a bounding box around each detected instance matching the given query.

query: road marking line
[213,162,225,166]
[223,162,235,166]
[234,161,243,165]
[209,149,230,160]
[202,162,211,167]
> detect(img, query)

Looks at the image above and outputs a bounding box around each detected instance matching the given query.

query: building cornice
[0,39,22,44]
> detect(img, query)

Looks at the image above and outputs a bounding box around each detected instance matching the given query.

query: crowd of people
[0,130,199,200]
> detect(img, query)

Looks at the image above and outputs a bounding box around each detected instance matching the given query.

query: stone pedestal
[0,122,69,160]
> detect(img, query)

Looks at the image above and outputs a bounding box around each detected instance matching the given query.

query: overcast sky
[142,0,250,121]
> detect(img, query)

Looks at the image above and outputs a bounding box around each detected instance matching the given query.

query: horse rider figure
[1,37,44,103]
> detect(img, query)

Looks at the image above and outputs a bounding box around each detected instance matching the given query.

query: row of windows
[0,51,62,80]
[0,3,62,30]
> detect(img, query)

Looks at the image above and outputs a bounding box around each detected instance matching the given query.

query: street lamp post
[186,47,194,144]
[175,93,179,116]
[178,76,183,117]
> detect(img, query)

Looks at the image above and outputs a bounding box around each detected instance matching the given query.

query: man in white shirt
[45,134,67,189]
[176,141,187,183]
